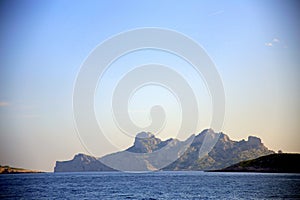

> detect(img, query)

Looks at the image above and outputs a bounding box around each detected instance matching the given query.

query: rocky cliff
[54,153,116,172]
[54,129,274,172]
[163,129,274,170]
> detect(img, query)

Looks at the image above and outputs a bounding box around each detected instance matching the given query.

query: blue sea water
[0,171,299,199]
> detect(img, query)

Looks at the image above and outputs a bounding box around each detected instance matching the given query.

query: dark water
[0,171,299,199]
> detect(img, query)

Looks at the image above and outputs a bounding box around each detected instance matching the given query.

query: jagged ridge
[163,129,274,170]
[54,129,274,172]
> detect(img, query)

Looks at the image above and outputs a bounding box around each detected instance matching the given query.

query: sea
[0,171,299,199]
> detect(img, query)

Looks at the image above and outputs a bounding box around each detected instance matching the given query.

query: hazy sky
[0,0,299,171]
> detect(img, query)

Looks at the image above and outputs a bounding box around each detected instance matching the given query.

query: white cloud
[265,42,273,47]
[265,38,286,48]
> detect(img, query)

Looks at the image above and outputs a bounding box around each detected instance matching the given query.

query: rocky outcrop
[54,154,116,172]
[54,129,274,172]
[126,132,175,153]
[164,129,274,171]
[0,165,42,174]
[99,134,191,171]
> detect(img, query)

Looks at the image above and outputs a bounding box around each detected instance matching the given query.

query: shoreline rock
[0,165,43,174]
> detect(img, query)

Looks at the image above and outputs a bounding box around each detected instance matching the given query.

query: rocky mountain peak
[126,132,163,153]
[73,153,97,164]
[247,136,262,146]
[74,153,87,158]
[192,128,219,144]
[54,153,115,172]
[219,133,230,142]
[136,131,155,139]
[201,128,215,135]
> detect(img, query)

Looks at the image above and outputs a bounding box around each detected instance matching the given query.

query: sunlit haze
[0,0,299,171]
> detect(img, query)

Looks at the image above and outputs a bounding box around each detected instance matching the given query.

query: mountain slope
[126,132,179,153]
[54,153,116,172]
[99,132,192,171]
[211,153,300,173]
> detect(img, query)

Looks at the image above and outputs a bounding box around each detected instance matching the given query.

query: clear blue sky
[0,0,299,171]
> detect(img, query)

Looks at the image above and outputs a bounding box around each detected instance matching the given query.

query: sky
[0,0,299,171]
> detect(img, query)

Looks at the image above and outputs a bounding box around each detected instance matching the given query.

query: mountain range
[54,129,274,172]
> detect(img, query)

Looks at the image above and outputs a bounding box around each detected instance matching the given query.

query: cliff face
[54,154,115,172]
[54,129,274,172]
[126,132,175,153]
[164,129,274,171]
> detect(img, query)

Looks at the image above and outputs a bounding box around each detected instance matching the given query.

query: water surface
[0,171,299,199]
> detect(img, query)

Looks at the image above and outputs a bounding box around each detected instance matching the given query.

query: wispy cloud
[209,10,224,17]
[0,101,10,107]
[265,38,282,47]
[265,42,273,47]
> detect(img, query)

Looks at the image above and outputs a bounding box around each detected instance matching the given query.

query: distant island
[55,129,275,172]
[209,153,300,173]
[0,165,42,174]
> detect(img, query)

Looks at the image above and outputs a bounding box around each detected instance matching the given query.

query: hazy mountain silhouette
[54,129,274,172]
